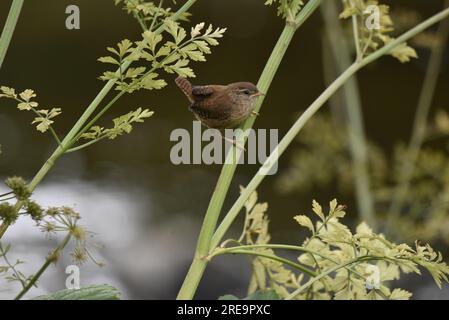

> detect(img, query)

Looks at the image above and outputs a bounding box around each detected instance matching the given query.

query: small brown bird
[175,76,264,130]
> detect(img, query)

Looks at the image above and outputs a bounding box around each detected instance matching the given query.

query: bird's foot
[251,111,260,117]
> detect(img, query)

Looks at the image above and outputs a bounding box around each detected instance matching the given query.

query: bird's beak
[251,92,265,98]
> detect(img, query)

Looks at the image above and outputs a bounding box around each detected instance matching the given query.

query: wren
[175,76,263,130]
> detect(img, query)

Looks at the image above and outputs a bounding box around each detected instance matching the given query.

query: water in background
[0,0,449,299]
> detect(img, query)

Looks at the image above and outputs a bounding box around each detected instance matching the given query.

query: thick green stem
[176,0,323,300]
[211,63,362,250]
[0,0,24,69]
[0,0,199,239]
[321,0,376,228]
[388,0,449,224]
[15,233,71,300]
[177,24,298,299]
[211,7,449,251]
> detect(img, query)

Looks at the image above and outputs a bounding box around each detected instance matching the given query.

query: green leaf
[390,288,412,300]
[117,39,134,57]
[17,101,38,111]
[98,56,120,65]
[193,40,211,54]
[0,86,17,99]
[245,290,280,300]
[32,117,53,133]
[164,19,179,39]
[219,290,280,300]
[312,200,325,221]
[142,30,163,53]
[165,59,195,78]
[294,215,314,233]
[140,73,167,90]
[124,67,146,79]
[33,285,121,300]
[19,89,36,102]
[191,22,205,38]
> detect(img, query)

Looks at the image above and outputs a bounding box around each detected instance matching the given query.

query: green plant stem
[66,135,108,153]
[0,242,27,288]
[211,62,361,250]
[0,195,15,201]
[321,0,376,228]
[0,191,14,198]
[349,0,362,61]
[215,249,317,277]
[0,0,24,69]
[211,6,449,251]
[15,233,71,300]
[177,23,296,300]
[70,91,125,144]
[126,0,148,31]
[215,243,369,281]
[388,0,449,225]
[150,0,165,32]
[0,0,199,240]
[212,244,337,264]
[176,0,323,300]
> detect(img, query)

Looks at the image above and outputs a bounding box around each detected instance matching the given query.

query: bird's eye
[241,89,251,95]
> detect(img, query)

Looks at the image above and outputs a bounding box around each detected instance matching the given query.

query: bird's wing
[189,105,225,120]
[191,85,215,98]
[190,91,229,120]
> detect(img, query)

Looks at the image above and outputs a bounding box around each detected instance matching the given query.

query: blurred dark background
[0,0,448,299]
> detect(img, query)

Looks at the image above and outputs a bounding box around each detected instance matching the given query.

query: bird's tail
[175,76,194,103]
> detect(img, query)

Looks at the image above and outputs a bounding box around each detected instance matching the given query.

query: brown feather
[175,76,194,103]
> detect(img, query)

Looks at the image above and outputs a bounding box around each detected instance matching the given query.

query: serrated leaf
[294,215,314,233]
[17,101,38,111]
[98,56,120,65]
[19,89,36,102]
[312,200,325,221]
[390,288,412,300]
[0,86,17,99]
[117,39,134,57]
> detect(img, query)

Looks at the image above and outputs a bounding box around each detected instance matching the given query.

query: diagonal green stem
[212,244,337,265]
[387,0,449,225]
[14,233,71,300]
[321,0,376,228]
[0,0,24,69]
[211,6,449,252]
[66,135,108,153]
[215,249,317,277]
[211,62,362,250]
[213,243,368,281]
[0,0,199,239]
[176,0,323,300]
